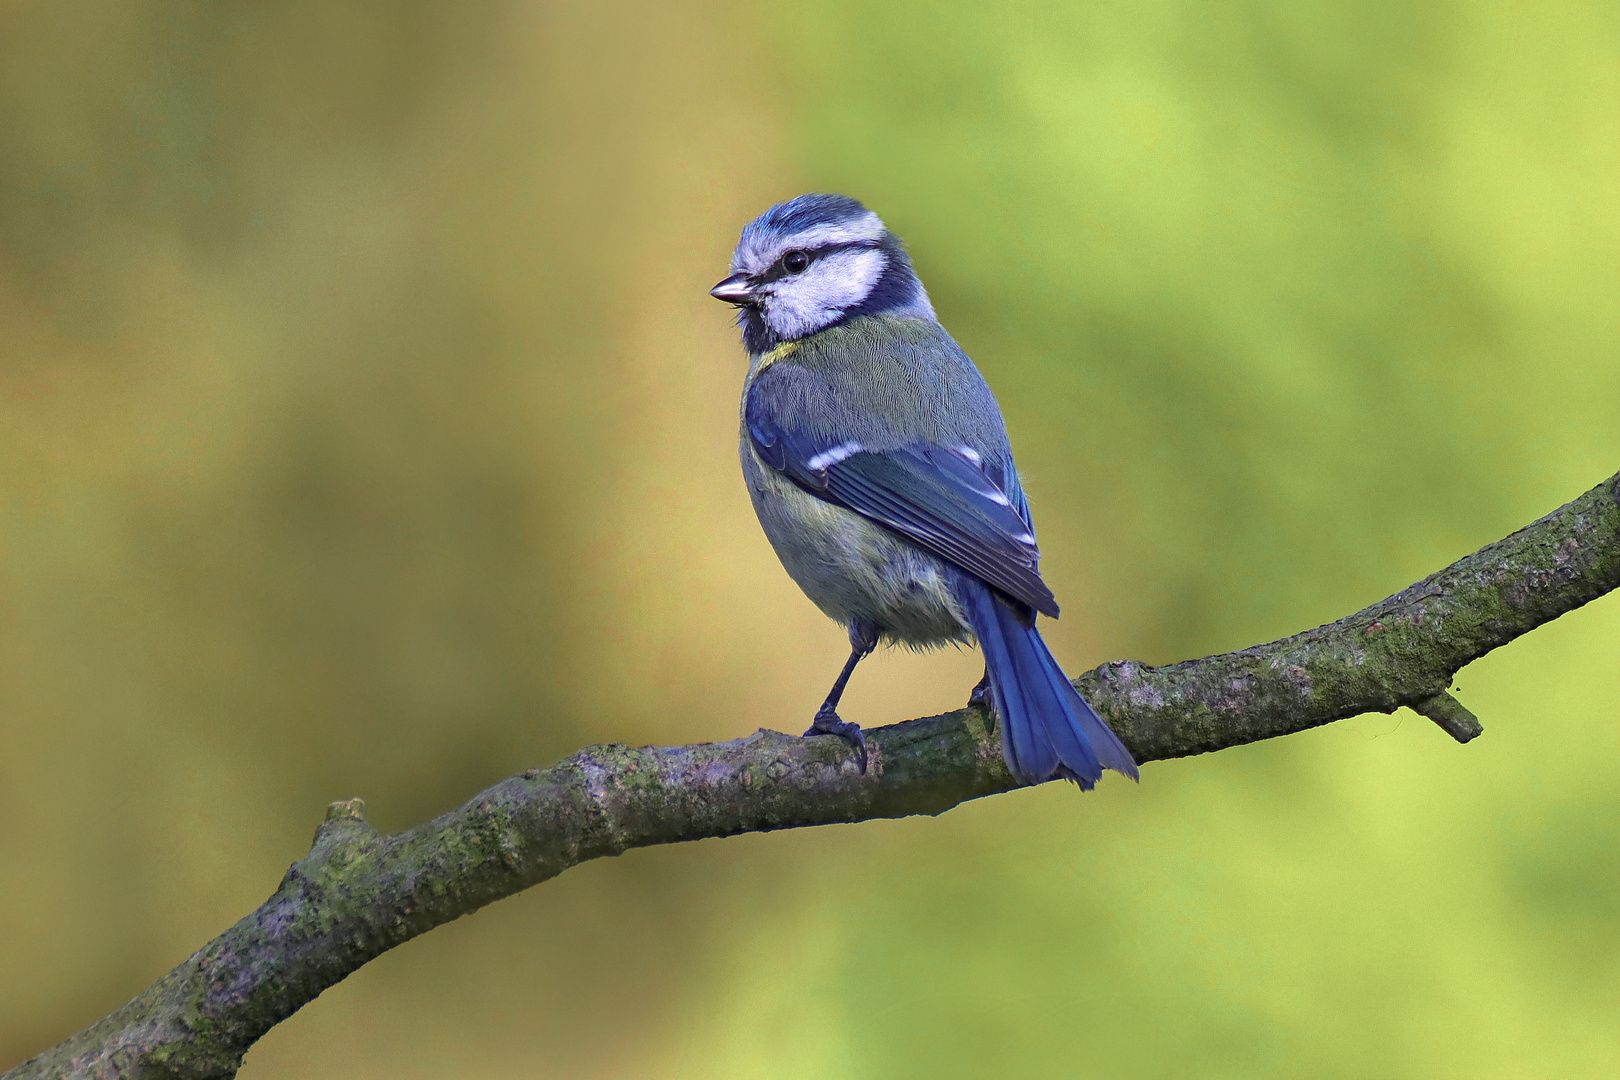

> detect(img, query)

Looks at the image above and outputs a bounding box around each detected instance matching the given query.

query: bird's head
[711,194,934,354]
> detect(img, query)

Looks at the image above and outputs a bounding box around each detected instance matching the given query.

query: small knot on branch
[1411,691,1483,744]
[311,797,373,846]
[325,797,367,823]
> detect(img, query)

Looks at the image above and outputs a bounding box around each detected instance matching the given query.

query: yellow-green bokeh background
[1,2,1616,1076]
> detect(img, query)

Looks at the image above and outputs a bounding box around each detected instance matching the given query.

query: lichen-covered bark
[1089,473,1620,759]
[8,472,1618,1080]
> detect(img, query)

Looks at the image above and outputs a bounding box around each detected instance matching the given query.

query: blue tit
[711,193,1137,789]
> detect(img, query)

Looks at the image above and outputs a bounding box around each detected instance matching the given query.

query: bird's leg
[804,620,880,773]
[967,665,998,740]
[968,666,993,712]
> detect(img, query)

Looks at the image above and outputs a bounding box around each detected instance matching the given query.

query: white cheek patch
[808,441,863,471]
[763,248,887,339]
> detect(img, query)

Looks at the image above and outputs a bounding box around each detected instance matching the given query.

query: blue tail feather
[957,576,1139,789]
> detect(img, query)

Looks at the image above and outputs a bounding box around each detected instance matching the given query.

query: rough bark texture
[8,472,1619,1080]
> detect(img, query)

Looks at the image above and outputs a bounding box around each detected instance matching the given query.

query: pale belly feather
[742,443,971,648]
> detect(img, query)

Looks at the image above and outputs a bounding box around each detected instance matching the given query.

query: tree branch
[9,472,1618,1080]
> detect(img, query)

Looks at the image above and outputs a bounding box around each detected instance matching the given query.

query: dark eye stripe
[756,239,881,284]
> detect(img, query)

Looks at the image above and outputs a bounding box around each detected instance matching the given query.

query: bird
[711,193,1138,790]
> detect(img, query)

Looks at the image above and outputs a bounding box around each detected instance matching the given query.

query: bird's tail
[958,577,1139,789]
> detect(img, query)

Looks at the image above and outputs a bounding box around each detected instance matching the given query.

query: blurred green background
[1,0,1616,1076]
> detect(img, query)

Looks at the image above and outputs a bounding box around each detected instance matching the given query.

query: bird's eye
[782,250,810,274]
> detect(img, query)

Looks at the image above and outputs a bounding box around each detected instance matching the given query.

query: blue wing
[747,389,1060,619]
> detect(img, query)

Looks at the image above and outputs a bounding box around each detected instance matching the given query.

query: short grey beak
[709,273,755,305]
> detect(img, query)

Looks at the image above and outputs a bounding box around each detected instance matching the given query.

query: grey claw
[804,707,869,773]
[968,672,993,711]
